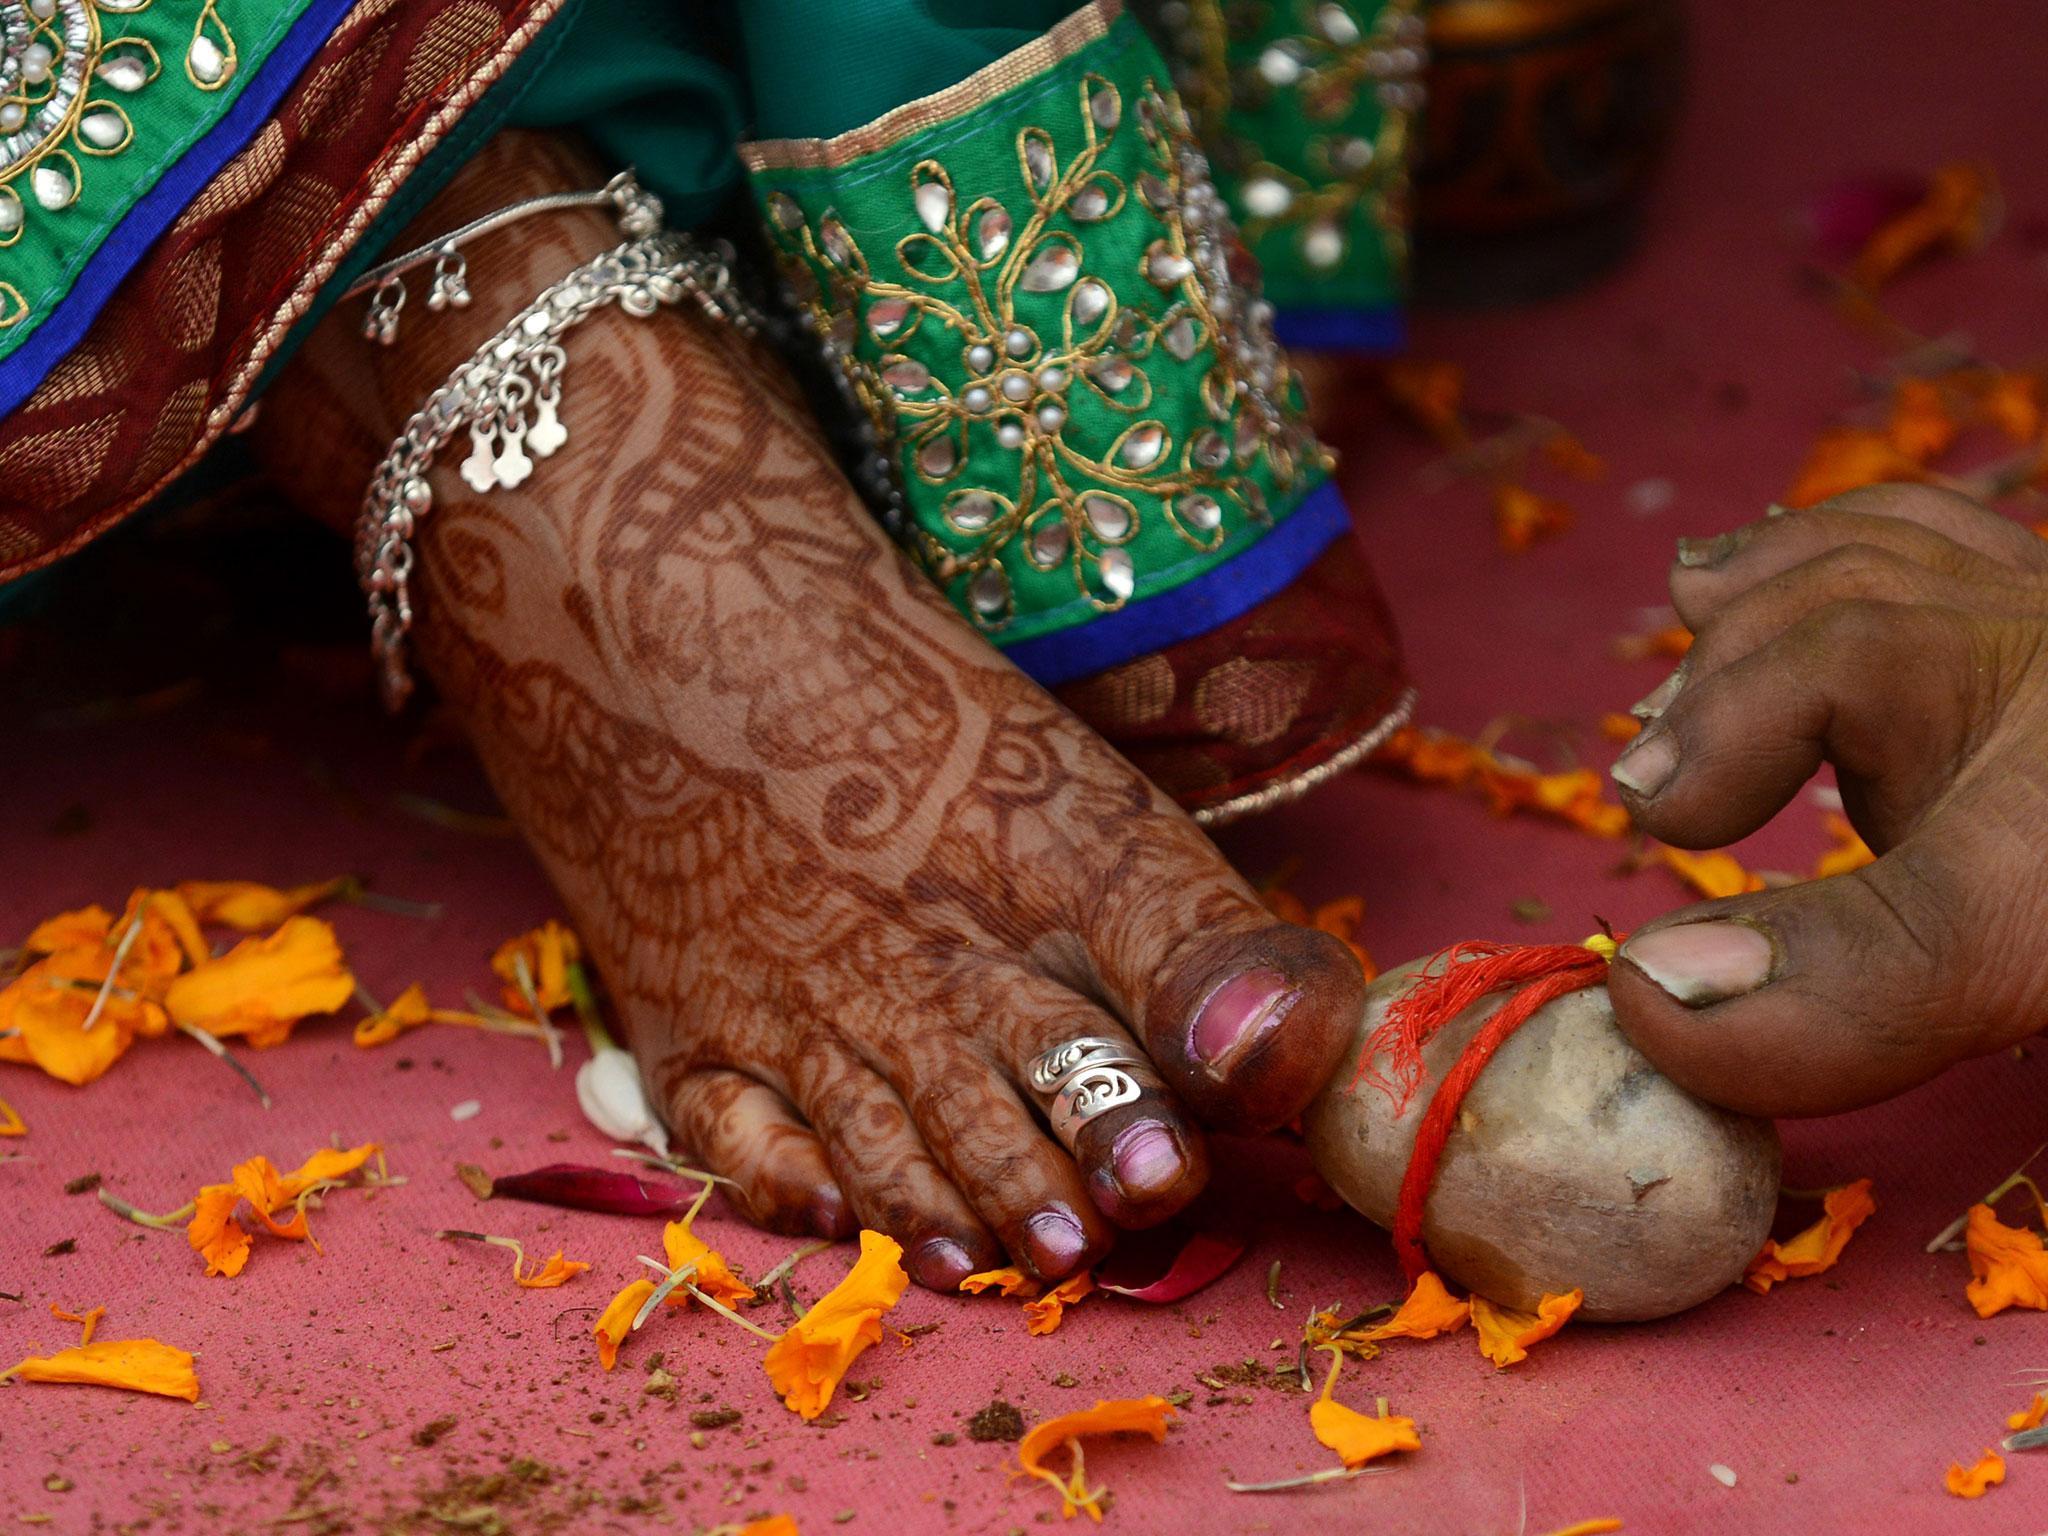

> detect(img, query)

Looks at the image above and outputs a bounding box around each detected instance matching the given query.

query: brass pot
[1413,0,1686,304]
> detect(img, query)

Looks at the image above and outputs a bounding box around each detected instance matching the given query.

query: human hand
[1603,484,2048,1115]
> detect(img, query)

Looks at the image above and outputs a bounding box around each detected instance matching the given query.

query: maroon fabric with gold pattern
[0,0,569,584]
[1056,531,1410,823]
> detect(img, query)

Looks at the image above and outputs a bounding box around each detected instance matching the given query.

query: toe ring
[1049,1066,1144,1139]
[1030,1036,1144,1093]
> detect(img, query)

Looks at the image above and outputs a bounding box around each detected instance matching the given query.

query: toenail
[910,1237,974,1290]
[1022,1207,1088,1277]
[1620,921,1775,1006]
[807,1186,850,1240]
[1611,729,1678,799]
[1630,659,1689,721]
[1110,1122,1184,1199]
[1191,968,1297,1071]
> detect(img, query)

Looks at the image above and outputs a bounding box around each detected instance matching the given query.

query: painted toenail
[1621,921,1775,1006]
[1111,1122,1184,1199]
[1611,729,1678,799]
[807,1186,849,1240]
[1023,1207,1088,1276]
[910,1237,974,1290]
[1191,968,1297,1070]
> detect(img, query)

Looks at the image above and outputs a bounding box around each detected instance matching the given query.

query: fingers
[1612,598,1983,850]
[780,1037,1008,1291]
[1079,834,1363,1134]
[1669,487,2044,633]
[658,1067,852,1241]
[1606,797,2048,1116]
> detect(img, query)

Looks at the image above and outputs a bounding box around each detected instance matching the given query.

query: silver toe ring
[1029,1035,1144,1093]
[1049,1066,1143,1139]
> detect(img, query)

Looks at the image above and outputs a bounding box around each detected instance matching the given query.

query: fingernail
[910,1236,974,1290]
[1630,659,1689,721]
[1620,921,1775,1007]
[1611,729,1679,798]
[1675,531,1740,568]
[1023,1207,1088,1277]
[1191,968,1297,1068]
[1111,1122,1184,1199]
[1765,501,1791,518]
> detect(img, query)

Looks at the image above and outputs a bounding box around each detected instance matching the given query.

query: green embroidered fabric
[1,0,311,364]
[1143,0,1423,317]
[746,9,1330,648]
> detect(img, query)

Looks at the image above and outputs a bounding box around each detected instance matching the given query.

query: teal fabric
[506,0,1080,225]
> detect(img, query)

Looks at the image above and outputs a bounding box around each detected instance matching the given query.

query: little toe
[786,1043,1007,1290]
[659,1067,850,1240]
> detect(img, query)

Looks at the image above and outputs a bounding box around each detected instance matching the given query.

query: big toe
[1092,880,1364,1133]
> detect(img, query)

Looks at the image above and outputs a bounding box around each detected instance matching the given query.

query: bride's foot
[262,133,1365,1288]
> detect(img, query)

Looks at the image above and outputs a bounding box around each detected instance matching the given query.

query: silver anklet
[352,173,762,709]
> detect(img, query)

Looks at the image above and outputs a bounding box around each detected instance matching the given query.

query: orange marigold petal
[490,921,581,1016]
[164,916,355,1048]
[516,1250,591,1289]
[1783,428,1924,509]
[187,1184,252,1278]
[1310,1396,1421,1467]
[763,1231,909,1419]
[2007,1394,2048,1433]
[1745,1178,1876,1294]
[1022,1273,1095,1337]
[1813,815,1876,880]
[1018,1396,1178,1518]
[1659,846,1768,901]
[5,1339,200,1401]
[1945,1448,2005,1499]
[959,1266,1041,1299]
[176,879,349,932]
[50,1303,106,1347]
[23,906,113,956]
[1963,1202,2048,1319]
[1471,1289,1583,1369]
[1364,1272,1471,1342]
[594,1279,657,1371]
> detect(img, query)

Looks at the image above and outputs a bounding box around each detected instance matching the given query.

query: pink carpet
[5,1,2046,1529]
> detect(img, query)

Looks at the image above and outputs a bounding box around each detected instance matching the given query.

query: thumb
[1605,814,2039,1117]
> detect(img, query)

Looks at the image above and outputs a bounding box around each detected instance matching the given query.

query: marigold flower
[2008,1394,2047,1432]
[1848,161,1997,294]
[1018,1396,1177,1521]
[23,905,114,955]
[664,1210,757,1311]
[2,1338,200,1401]
[1599,713,1642,743]
[960,1266,1042,1299]
[1659,846,1767,901]
[763,1230,909,1420]
[1783,428,1924,509]
[186,1142,380,1277]
[1963,1202,2048,1318]
[1308,1350,1420,1467]
[1744,1178,1876,1294]
[1813,815,1876,880]
[1363,1271,1470,1342]
[1978,371,2042,444]
[1471,1288,1583,1368]
[0,949,168,1085]
[595,1278,657,1371]
[1945,1448,2005,1499]
[1023,1273,1095,1337]
[1884,378,1960,461]
[164,916,355,1048]
[176,878,351,931]
[1493,482,1575,553]
[1377,728,1629,840]
[1264,889,1377,979]
[491,921,582,1016]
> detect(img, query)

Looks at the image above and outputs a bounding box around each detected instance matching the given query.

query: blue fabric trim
[1000,479,1350,688]
[1272,305,1406,356]
[0,0,357,418]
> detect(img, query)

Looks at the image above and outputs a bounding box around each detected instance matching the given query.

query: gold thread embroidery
[764,70,1329,631]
